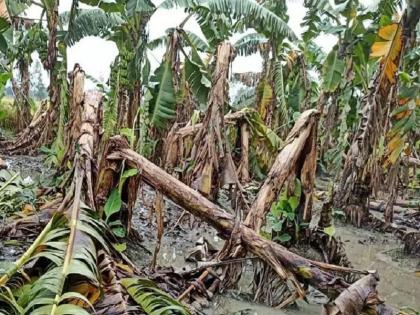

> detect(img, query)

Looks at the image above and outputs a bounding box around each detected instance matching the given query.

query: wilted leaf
[322,49,346,92]
[255,79,274,120]
[22,204,35,215]
[370,22,402,83]
[199,162,212,196]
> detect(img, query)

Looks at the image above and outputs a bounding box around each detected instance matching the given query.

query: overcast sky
[23,0,379,85]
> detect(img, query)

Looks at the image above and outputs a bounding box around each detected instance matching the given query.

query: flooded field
[1,154,419,314]
[126,184,419,314]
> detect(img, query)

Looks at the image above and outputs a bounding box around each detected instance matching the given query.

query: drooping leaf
[79,0,125,12]
[203,0,297,41]
[182,30,211,53]
[184,50,211,106]
[233,32,268,56]
[149,57,177,129]
[64,9,124,46]
[126,0,155,16]
[159,0,202,9]
[231,87,256,109]
[273,61,288,122]
[322,49,345,92]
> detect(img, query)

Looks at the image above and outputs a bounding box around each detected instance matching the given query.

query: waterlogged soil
[0,154,53,267]
[336,224,419,310]
[129,184,419,314]
[1,156,419,314]
[1,154,53,182]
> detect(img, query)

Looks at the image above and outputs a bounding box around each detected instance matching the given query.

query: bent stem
[0,172,20,193]
[0,218,53,286]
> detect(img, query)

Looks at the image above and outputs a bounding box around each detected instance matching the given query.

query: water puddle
[336,225,419,310]
[206,296,321,315]
[1,158,418,314]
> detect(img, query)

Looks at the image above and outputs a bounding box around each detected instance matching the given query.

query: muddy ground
[0,154,419,314]
[129,184,420,314]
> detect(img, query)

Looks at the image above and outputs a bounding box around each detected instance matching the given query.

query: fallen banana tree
[322,273,394,315]
[0,69,190,314]
[105,136,395,314]
[0,100,57,155]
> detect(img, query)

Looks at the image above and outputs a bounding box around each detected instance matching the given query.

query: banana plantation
[0,0,419,314]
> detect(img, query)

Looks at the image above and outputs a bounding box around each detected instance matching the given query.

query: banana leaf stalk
[0,173,19,193]
[0,218,54,286]
[50,167,84,315]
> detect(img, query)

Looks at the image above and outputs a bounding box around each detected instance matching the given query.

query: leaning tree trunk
[220,109,319,304]
[245,109,319,231]
[186,42,236,199]
[105,136,394,314]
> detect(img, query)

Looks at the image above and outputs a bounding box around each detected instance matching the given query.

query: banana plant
[302,0,391,172]
[0,208,106,314]
[335,7,420,225]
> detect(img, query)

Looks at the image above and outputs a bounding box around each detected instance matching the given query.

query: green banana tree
[335,2,420,225]
[100,0,296,129]
[301,0,389,173]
